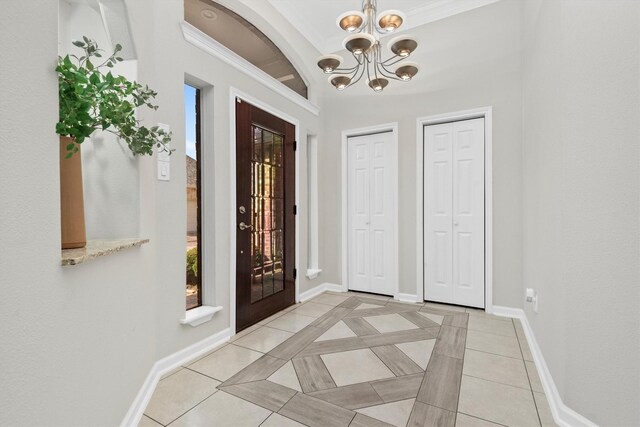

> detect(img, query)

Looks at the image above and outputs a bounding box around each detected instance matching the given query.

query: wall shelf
[61,238,149,266]
[180,306,223,327]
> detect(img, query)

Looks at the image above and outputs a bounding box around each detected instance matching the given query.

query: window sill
[61,238,149,266]
[306,269,322,280]
[180,305,223,327]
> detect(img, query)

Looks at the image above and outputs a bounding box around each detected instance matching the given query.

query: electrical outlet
[526,288,538,313]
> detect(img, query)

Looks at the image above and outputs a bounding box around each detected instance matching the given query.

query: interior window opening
[184,0,308,99]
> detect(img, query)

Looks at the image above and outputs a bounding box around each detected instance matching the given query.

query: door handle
[238,222,253,231]
[454,221,459,226]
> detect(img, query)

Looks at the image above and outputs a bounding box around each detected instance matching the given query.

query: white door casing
[347,131,396,296]
[424,118,485,308]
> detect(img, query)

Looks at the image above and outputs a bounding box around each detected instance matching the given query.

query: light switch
[157,161,170,181]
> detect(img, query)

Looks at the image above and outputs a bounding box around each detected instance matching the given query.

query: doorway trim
[341,123,399,298]
[229,87,301,334]
[416,107,493,312]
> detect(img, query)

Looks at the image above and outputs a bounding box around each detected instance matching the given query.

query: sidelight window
[185,84,202,310]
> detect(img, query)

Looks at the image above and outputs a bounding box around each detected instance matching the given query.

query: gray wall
[0,0,322,424]
[319,0,524,308]
[522,0,640,425]
[2,0,639,425]
[131,0,323,362]
[0,3,156,424]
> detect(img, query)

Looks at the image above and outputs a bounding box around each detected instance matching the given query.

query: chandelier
[316,0,419,92]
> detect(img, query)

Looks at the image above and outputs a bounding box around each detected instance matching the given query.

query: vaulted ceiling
[267,0,502,53]
[185,0,509,98]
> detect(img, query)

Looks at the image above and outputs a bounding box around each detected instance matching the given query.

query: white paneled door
[347,132,396,296]
[424,119,485,308]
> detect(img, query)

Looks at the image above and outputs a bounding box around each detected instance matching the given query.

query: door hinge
[294,268,297,279]
[293,205,297,215]
[293,140,297,151]
[236,97,241,103]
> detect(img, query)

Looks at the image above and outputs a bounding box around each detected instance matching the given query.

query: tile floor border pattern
[219,294,438,426]
[143,294,554,427]
[238,296,488,426]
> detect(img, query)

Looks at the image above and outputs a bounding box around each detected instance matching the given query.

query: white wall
[0,3,156,424]
[0,0,323,424]
[522,0,640,425]
[130,0,323,361]
[319,0,524,307]
[3,0,639,425]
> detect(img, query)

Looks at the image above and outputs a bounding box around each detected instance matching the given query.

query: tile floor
[141,292,558,427]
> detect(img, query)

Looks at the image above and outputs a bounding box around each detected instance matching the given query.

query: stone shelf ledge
[61,238,149,266]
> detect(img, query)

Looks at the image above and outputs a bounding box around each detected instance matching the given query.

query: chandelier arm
[378,61,400,76]
[376,61,403,80]
[330,64,360,74]
[365,57,373,85]
[361,49,373,66]
[346,61,367,89]
[381,55,406,67]
[351,51,367,67]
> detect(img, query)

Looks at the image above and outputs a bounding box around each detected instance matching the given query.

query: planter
[59,136,86,249]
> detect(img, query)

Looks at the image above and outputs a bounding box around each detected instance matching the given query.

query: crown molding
[181,21,320,116]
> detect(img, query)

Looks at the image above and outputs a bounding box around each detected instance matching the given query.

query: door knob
[238,222,253,231]
[454,222,459,226]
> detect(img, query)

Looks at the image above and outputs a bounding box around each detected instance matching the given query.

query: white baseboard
[490,305,523,318]
[491,306,597,427]
[125,297,597,427]
[395,293,422,303]
[298,282,344,302]
[302,285,421,304]
[324,283,344,293]
[120,328,232,427]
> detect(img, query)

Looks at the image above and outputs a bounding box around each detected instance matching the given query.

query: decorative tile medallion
[215,296,470,427]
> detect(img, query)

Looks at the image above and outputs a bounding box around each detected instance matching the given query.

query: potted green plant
[56,37,172,249]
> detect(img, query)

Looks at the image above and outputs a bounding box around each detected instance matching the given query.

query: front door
[236,99,296,331]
